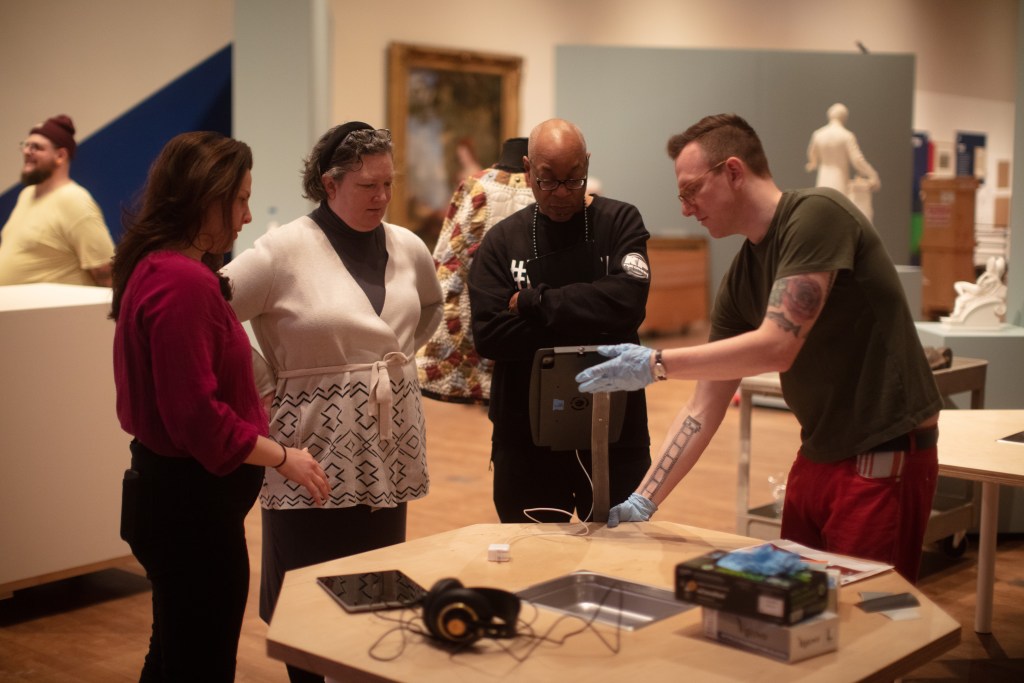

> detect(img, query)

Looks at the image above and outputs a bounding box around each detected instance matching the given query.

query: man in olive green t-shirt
[576,113,941,583]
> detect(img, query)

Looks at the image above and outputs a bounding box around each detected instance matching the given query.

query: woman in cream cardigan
[224,122,442,683]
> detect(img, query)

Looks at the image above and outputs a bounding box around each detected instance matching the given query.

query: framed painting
[387,42,522,250]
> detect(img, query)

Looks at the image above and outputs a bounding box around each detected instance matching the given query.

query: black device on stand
[529,346,626,451]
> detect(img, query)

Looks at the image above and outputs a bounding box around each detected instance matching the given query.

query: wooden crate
[919,177,978,319]
[641,236,708,335]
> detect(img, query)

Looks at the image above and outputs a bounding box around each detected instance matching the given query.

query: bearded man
[0,114,114,286]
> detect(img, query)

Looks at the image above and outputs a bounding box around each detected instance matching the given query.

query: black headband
[318,121,374,175]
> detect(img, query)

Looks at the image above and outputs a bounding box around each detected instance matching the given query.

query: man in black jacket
[468,118,653,522]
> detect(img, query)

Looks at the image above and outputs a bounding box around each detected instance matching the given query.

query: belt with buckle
[866,425,939,453]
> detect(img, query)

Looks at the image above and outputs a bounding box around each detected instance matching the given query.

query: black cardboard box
[675,549,828,625]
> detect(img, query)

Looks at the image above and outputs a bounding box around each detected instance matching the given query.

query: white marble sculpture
[941,256,1008,329]
[806,103,881,221]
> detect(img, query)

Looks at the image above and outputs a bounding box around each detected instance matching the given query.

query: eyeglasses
[677,159,727,205]
[19,140,53,153]
[534,176,588,192]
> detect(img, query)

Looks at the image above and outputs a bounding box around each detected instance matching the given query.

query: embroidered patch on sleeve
[621,252,651,280]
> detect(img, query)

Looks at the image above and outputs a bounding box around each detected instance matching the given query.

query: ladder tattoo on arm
[641,416,702,499]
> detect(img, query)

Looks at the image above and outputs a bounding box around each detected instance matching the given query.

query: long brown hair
[110,131,253,320]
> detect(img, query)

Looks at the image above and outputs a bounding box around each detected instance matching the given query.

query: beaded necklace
[531,201,589,260]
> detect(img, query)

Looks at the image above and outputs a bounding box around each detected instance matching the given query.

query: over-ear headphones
[421,578,521,644]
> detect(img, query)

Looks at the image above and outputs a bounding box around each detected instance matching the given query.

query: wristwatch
[653,349,668,381]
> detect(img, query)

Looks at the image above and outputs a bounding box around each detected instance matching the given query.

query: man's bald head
[528,119,588,162]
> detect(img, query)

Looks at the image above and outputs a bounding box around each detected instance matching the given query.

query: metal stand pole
[591,392,611,522]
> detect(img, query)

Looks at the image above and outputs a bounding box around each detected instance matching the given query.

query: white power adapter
[487,543,511,562]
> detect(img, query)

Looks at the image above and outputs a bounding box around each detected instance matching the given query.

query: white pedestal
[0,284,132,595]
[915,322,1024,409]
[895,265,923,321]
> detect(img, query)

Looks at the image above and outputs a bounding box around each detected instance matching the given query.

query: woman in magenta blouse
[110,132,329,682]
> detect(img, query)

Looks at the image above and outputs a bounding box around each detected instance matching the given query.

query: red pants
[780,437,938,583]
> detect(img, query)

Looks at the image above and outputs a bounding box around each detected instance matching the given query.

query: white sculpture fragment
[941,256,1008,329]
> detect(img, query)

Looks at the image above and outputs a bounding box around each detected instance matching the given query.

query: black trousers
[121,441,262,683]
[491,440,651,523]
[259,503,408,683]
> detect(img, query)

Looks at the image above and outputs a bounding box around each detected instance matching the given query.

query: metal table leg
[975,481,999,633]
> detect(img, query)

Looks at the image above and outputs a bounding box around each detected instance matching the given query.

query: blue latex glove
[716,544,807,576]
[607,493,658,528]
[575,344,655,393]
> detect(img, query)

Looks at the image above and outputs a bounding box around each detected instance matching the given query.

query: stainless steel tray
[515,570,693,630]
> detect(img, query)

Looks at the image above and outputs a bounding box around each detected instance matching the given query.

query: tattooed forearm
[641,415,702,499]
[767,275,825,338]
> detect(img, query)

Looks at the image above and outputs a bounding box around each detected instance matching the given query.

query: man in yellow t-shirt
[0,115,114,286]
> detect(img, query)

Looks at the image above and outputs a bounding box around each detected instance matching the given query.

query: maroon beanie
[30,115,77,159]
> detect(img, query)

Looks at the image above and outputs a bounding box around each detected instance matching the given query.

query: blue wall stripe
[0,45,233,243]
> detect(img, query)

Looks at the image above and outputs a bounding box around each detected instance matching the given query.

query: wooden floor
[2,329,1023,681]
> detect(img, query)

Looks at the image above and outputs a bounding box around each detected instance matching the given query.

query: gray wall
[556,46,915,298]
[233,0,330,255]
[1009,2,1024,328]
